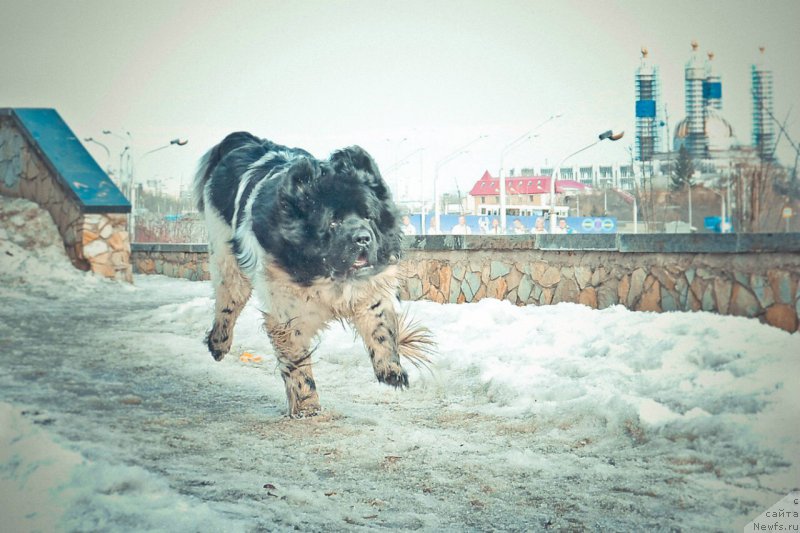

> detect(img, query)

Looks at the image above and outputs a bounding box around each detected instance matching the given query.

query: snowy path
[1,197,798,531]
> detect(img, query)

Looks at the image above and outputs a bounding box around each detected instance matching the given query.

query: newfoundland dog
[194,132,431,417]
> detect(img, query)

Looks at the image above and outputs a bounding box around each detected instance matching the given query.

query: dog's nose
[354,229,372,247]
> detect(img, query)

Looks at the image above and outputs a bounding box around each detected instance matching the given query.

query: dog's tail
[194,131,262,212]
[397,310,435,371]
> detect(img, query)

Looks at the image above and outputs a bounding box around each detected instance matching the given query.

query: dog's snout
[354,229,372,247]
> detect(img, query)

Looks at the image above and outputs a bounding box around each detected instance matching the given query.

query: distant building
[467,170,589,217]
[752,46,775,161]
[635,42,776,185]
[634,47,663,162]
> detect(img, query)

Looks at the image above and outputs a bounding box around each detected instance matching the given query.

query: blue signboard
[9,108,130,213]
[635,99,657,118]
[702,81,722,99]
[405,214,617,235]
[704,216,734,233]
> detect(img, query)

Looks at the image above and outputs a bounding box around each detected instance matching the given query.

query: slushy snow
[1,196,798,531]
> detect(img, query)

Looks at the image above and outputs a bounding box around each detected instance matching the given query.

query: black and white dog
[194,132,431,417]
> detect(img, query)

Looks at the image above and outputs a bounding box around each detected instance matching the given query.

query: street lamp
[129,138,189,242]
[498,114,563,232]
[83,137,112,174]
[549,130,624,231]
[433,135,487,233]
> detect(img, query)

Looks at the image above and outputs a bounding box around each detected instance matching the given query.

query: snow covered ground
[1,196,798,531]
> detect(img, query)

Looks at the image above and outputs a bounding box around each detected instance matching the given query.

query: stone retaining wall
[132,234,800,332]
[0,111,132,281]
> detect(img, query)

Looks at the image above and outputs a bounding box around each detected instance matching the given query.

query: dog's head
[252,146,402,285]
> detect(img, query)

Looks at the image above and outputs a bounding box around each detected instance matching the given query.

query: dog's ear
[280,157,319,211]
[329,146,390,199]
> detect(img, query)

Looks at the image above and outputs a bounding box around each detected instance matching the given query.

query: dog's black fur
[195,132,430,417]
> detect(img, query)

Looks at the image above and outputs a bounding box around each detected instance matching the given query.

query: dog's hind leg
[351,296,408,388]
[206,251,252,361]
[264,312,327,418]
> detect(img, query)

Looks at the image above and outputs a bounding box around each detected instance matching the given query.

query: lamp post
[102,130,133,193]
[549,130,624,231]
[499,133,537,233]
[433,135,487,233]
[498,114,563,233]
[83,137,112,175]
[129,138,189,242]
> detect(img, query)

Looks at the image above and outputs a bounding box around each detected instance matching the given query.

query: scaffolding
[684,41,707,160]
[752,46,775,161]
[635,47,661,162]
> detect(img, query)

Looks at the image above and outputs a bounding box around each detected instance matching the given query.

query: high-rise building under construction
[634,47,662,162]
[751,46,775,161]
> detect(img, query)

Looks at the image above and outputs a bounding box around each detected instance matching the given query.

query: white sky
[2,0,799,199]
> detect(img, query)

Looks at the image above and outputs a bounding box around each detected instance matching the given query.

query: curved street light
[433,135,488,233]
[130,138,189,242]
[549,130,624,230]
[498,114,563,232]
[83,137,112,174]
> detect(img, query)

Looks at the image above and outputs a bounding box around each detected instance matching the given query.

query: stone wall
[0,112,132,281]
[132,234,800,333]
[132,243,210,281]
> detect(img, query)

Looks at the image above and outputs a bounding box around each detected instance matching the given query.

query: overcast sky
[2,0,799,199]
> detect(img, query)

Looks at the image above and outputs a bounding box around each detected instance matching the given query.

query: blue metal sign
[635,100,656,118]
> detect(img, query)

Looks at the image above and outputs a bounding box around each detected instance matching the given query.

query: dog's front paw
[376,362,409,389]
[205,330,230,361]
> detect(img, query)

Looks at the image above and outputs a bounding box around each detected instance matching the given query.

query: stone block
[650,266,675,291]
[764,304,798,333]
[578,287,597,308]
[488,277,508,300]
[628,268,646,307]
[490,260,510,280]
[750,274,775,308]
[701,284,715,312]
[531,261,548,283]
[83,238,109,258]
[768,270,795,304]
[438,264,451,301]
[82,229,99,245]
[517,275,534,303]
[597,286,617,309]
[540,266,561,288]
[531,283,543,303]
[473,284,487,302]
[730,283,761,318]
[638,276,661,312]
[107,230,129,251]
[507,288,518,305]
[661,288,678,311]
[506,267,522,295]
[713,278,732,315]
[541,287,553,305]
[553,278,579,304]
[91,262,116,278]
[574,266,592,290]
[618,274,630,304]
[452,263,466,281]
[110,251,128,267]
[448,276,460,303]
[406,277,422,300]
[465,271,481,299]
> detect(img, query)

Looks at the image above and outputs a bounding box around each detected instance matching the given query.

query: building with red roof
[468,170,590,217]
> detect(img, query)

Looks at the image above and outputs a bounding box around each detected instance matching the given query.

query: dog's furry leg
[264,314,323,418]
[351,297,408,388]
[206,252,252,361]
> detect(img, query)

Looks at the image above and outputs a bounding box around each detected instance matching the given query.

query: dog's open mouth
[350,252,372,272]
